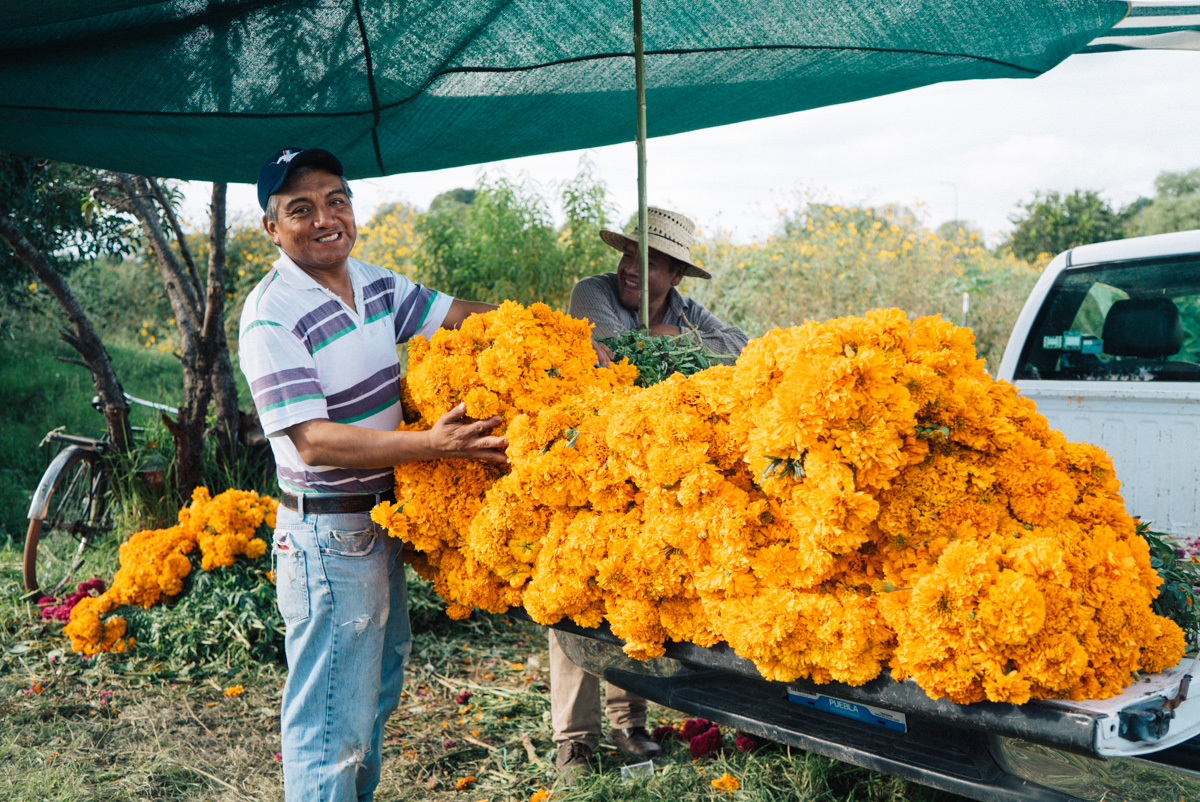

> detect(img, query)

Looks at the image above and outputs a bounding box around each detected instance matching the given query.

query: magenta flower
[652,724,681,742]
[680,718,716,741]
[734,731,763,752]
[688,725,724,758]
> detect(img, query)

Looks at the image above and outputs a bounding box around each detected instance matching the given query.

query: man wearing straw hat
[550,206,748,782]
[569,206,749,350]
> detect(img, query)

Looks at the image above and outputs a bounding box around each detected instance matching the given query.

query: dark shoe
[555,740,594,785]
[606,726,663,759]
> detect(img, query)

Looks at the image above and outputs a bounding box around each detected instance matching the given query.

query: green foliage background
[410,165,614,311]
[0,154,131,305]
[688,202,1038,369]
[1004,168,1200,263]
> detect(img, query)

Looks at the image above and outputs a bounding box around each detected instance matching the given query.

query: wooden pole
[633,0,649,329]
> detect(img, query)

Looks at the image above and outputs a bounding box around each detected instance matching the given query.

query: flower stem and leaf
[602,330,732,387]
[1141,522,1200,646]
[759,453,807,485]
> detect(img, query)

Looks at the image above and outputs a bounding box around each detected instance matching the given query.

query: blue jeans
[272,507,411,802]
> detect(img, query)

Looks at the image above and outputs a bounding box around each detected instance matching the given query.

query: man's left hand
[591,338,613,367]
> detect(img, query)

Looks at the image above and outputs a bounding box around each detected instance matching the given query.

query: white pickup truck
[549,229,1200,802]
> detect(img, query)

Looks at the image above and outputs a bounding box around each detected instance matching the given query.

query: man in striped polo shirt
[240,148,511,802]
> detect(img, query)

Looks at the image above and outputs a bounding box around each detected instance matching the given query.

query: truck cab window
[1014,256,1200,381]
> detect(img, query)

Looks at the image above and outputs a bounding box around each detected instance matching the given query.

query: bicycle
[23,393,178,598]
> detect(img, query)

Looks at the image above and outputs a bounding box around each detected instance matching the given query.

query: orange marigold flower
[63,488,276,655]
[711,772,740,792]
[389,303,1184,704]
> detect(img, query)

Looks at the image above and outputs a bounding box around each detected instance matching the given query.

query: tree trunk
[204,184,240,465]
[96,174,244,496]
[109,174,207,494]
[0,215,132,452]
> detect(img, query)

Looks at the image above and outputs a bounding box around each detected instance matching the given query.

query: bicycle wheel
[23,447,112,597]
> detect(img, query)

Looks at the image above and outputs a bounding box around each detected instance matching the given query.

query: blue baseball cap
[257,148,344,210]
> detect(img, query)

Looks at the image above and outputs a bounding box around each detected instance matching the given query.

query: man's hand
[427,404,508,463]
[591,338,614,367]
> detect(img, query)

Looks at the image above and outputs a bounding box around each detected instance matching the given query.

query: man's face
[263,169,356,274]
[615,243,684,313]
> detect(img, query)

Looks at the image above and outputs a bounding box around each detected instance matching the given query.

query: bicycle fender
[27,446,86,521]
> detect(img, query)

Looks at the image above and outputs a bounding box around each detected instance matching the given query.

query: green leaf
[1139,523,1200,646]
[601,330,733,388]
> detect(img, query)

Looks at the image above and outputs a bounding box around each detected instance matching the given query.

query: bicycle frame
[24,392,177,595]
[27,439,106,522]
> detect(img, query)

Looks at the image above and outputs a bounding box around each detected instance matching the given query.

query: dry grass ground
[1,547,965,802]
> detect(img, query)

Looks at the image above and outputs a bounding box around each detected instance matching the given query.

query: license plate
[787,687,907,733]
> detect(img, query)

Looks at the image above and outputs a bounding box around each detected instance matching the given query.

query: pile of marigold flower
[372,302,1185,704]
[63,487,276,654]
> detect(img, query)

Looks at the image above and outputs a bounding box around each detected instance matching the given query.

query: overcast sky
[188,48,1199,247]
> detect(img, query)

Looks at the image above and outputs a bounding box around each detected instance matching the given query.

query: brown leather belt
[279,490,395,515]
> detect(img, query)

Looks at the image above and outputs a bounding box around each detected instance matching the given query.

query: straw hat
[599,207,711,280]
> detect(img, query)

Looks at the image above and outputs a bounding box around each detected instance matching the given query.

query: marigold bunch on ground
[63,487,276,654]
[375,303,1184,703]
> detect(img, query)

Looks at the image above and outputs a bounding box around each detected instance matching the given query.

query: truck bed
[526,612,1200,802]
[541,613,1200,757]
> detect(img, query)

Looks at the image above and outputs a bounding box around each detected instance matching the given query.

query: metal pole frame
[633,0,649,329]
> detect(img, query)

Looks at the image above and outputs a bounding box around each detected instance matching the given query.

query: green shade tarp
[0,0,1170,182]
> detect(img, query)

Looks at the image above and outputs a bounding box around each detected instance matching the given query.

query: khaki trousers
[548,629,647,748]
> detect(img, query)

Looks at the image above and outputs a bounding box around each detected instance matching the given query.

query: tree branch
[203,182,240,464]
[0,214,131,452]
[148,176,203,300]
[107,173,203,334]
[201,183,227,345]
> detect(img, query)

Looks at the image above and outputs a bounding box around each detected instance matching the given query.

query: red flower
[652,724,680,742]
[734,731,764,752]
[454,690,472,705]
[76,578,106,595]
[680,718,716,740]
[688,725,724,758]
[38,579,108,622]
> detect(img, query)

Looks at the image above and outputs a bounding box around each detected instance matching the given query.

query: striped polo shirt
[238,253,453,495]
